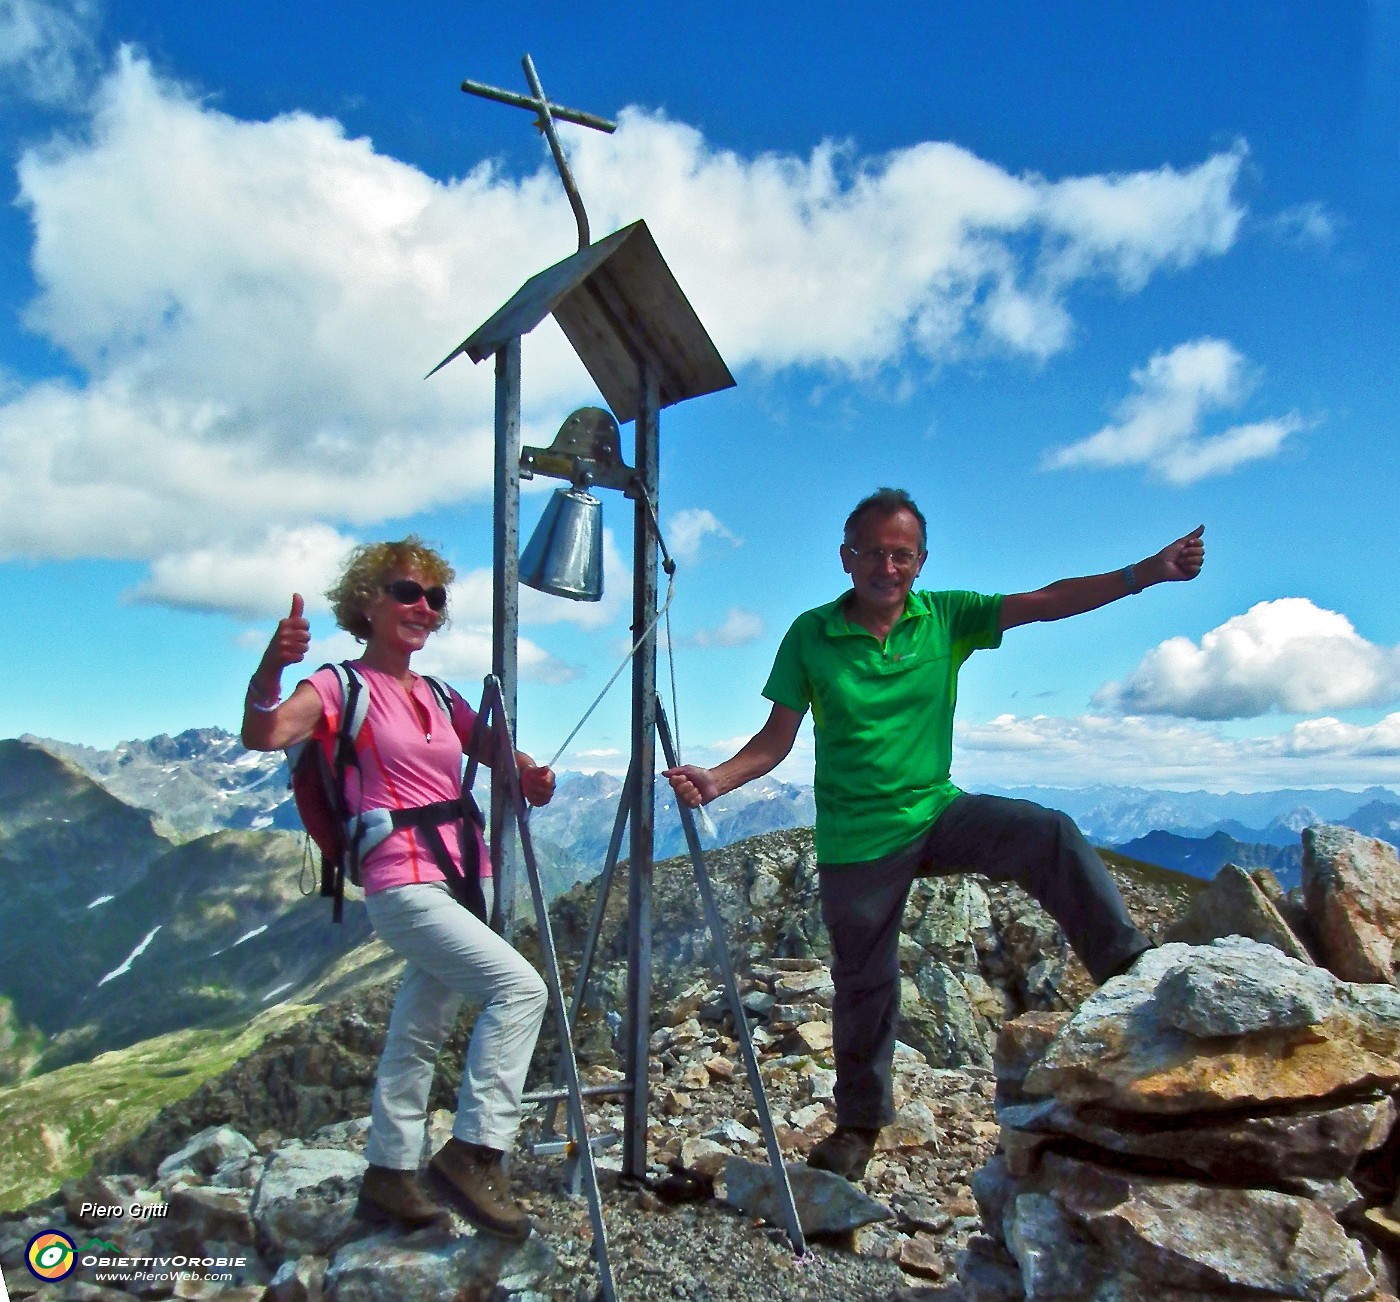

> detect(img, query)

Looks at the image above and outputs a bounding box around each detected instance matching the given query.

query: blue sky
[2,0,1398,792]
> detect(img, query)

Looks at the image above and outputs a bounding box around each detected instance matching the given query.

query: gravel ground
[485,1059,997,1301]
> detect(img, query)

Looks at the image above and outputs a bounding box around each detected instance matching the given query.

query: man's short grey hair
[843,488,928,552]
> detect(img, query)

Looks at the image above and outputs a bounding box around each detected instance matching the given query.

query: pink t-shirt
[307,663,490,896]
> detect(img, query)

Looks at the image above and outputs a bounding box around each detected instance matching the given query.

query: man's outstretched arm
[663,702,805,807]
[999,524,1205,631]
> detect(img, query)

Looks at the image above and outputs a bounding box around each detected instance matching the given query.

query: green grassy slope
[0,1002,314,1213]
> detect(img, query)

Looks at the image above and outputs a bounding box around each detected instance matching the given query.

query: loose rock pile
[959,824,1400,1301]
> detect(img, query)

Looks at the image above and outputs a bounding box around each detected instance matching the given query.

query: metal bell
[519,486,604,601]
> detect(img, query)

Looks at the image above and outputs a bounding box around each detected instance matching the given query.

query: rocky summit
[2,822,1397,1300]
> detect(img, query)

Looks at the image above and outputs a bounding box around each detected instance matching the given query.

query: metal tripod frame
[533,698,808,1255]
[433,141,778,1285]
[475,673,617,1300]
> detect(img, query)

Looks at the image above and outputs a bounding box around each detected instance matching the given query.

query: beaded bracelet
[1121,563,1141,594]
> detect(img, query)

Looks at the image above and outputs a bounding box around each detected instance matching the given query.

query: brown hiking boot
[428,1138,531,1241]
[354,1164,451,1230]
[806,1126,879,1181]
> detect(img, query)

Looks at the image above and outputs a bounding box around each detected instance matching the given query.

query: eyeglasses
[384,579,448,611]
[845,544,923,571]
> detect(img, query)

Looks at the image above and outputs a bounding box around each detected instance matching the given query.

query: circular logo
[26,1229,77,1281]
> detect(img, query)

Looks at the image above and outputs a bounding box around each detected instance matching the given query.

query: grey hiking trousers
[363,879,547,1167]
[818,794,1150,1130]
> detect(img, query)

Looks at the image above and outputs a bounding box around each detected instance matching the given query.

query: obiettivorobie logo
[25,1229,77,1280]
[22,1226,244,1289]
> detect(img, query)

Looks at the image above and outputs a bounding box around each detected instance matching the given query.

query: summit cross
[461,54,617,250]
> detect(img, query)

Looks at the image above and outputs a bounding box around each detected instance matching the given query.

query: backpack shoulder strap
[422,674,454,727]
[422,676,486,826]
[333,662,370,768]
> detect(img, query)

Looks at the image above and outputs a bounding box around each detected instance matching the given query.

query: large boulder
[1304,824,1400,986]
[324,1228,555,1302]
[156,1126,258,1182]
[1024,939,1400,1114]
[250,1142,367,1260]
[901,965,995,1070]
[999,1094,1395,1183]
[964,935,1400,1302]
[907,877,997,969]
[721,1156,892,1236]
[999,1153,1382,1301]
[1164,861,1315,964]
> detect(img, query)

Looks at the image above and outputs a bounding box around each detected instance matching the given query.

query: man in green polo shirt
[664,487,1205,1181]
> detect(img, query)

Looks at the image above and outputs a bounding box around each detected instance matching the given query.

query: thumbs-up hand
[263,593,311,672]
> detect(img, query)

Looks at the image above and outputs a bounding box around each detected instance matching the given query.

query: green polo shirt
[762,588,1003,864]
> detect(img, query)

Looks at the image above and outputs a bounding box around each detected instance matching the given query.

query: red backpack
[287,663,485,922]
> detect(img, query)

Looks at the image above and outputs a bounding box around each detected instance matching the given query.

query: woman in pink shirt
[241,536,552,1241]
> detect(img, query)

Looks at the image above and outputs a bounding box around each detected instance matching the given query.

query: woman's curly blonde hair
[326,535,455,641]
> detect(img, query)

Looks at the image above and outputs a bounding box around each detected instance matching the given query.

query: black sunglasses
[384,579,448,611]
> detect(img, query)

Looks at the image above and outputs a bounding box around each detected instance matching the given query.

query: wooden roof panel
[430,221,734,423]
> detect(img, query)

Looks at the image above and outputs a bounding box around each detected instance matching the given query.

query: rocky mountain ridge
[0,740,375,1083]
[7,725,1400,1296]
[2,823,1196,1299]
[1110,826,1306,889]
[23,729,816,865]
[5,819,1398,1298]
[958,822,1400,1300]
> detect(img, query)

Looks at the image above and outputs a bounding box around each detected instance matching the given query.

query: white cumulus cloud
[571,121,1244,368]
[682,608,764,649]
[954,710,1400,790]
[126,524,356,618]
[1043,339,1305,484]
[307,625,576,688]
[1036,149,1248,290]
[0,0,99,107]
[1,50,1246,575]
[1094,598,1400,720]
[667,509,741,566]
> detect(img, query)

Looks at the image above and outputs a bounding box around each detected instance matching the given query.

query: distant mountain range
[29,728,302,838]
[981,783,1399,890]
[978,782,1400,848]
[3,722,1399,1211]
[31,726,1398,848]
[1108,829,1305,890]
[0,739,383,1084]
[0,730,817,1085]
[24,728,817,882]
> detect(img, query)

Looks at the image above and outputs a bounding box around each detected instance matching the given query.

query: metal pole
[492,338,522,940]
[521,54,591,251]
[622,363,660,1178]
[481,676,616,1302]
[655,701,808,1256]
[542,759,635,1142]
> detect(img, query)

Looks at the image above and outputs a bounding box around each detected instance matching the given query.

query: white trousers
[363,879,548,1168]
